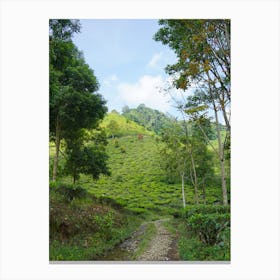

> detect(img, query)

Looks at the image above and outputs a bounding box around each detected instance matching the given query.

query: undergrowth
[49,187,142,261]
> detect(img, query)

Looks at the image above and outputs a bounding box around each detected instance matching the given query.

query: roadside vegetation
[49,19,230,261]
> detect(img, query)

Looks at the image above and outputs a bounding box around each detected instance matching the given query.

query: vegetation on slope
[49,19,231,262]
[122,104,175,135]
[50,185,142,260]
[49,111,229,261]
[101,110,153,138]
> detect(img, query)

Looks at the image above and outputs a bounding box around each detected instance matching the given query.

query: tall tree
[160,118,214,206]
[49,20,107,181]
[154,19,231,132]
[160,122,189,207]
[64,130,110,184]
[154,19,230,205]
[185,91,229,205]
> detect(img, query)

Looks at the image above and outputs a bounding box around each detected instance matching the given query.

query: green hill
[122,104,175,135]
[53,111,224,214]
[82,135,181,215]
[77,136,223,216]
[100,111,153,137]
[49,111,227,261]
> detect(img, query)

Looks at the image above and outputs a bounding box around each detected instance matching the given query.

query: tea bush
[187,213,230,245]
[184,204,230,218]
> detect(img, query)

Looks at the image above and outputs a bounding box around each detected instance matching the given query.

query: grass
[49,189,143,261]
[178,223,230,261]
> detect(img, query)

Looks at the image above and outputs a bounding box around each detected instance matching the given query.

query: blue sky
[72,19,181,116]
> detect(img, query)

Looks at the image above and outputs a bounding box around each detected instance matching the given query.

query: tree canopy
[49,19,108,181]
[154,19,231,132]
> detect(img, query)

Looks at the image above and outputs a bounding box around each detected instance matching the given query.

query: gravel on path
[136,219,179,261]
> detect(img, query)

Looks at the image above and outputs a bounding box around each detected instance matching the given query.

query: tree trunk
[207,71,229,206]
[52,117,61,182]
[202,180,206,205]
[190,153,199,204]
[214,106,228,206]
[181,118,199,204]
[181,172,186,208]
[218,95,231,132]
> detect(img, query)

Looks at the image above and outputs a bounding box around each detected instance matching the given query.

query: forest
[49,19,231,261]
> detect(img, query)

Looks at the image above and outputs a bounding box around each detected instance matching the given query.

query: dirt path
[136,219,179,261]
[100,218,180,261]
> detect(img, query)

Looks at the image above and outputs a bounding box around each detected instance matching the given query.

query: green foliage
[113,138,119,147]
[101,111,152,137]
[49,187,142,260]
[175,204,230,260]
[120,146,126,153]
[176,213,230,261]
[106,119,120,138]
[49,19,108,181]
[64,142,110,183]
[154,20,231,205]
[154,19,230,94]
[52,183,88,202]
[184,204,230,218]
[187,213,230,245]
[122,104,175,135]
[49,19,81,41]
[178,232,230,261]
[159,118,216,204]
[94,211,115,239]
[49,116,230,261]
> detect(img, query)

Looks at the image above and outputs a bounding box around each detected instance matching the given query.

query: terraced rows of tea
[76,134,221,215]
[80,135,181,214]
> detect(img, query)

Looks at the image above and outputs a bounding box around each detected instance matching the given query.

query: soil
[99,218,180,261]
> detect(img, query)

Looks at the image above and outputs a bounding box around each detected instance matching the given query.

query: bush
[113,139,119,147]
[179,233,230,261]
[187,213,230,245]
[130,207,147,215]
[94,211,115,239]
[120,146,126,153]
[54,184,88,202]
[184,204,230,218]
[97,196,125,210]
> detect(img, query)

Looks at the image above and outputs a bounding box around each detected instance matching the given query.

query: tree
[64,133,110,184]
[160,122,189,207]
[154,19,230,205]
[122,104,175,135]
[122,105,130,114]
[49,20,107,181]
[160,118,215,206]
[49,19,81,41]
[106,119,120,138]
[154,19,230,132]
[185,90,229,205]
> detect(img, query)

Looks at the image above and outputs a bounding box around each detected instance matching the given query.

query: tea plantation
[49,112,230,261]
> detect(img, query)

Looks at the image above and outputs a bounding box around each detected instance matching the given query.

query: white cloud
[147,50,177,71]
[117,75,171,112]
[111,74,118,81]
[147,52,163,69]
[103,74,119,86]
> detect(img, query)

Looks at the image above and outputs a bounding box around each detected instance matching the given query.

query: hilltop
[100,110,154,138]
[122,104,175,135]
